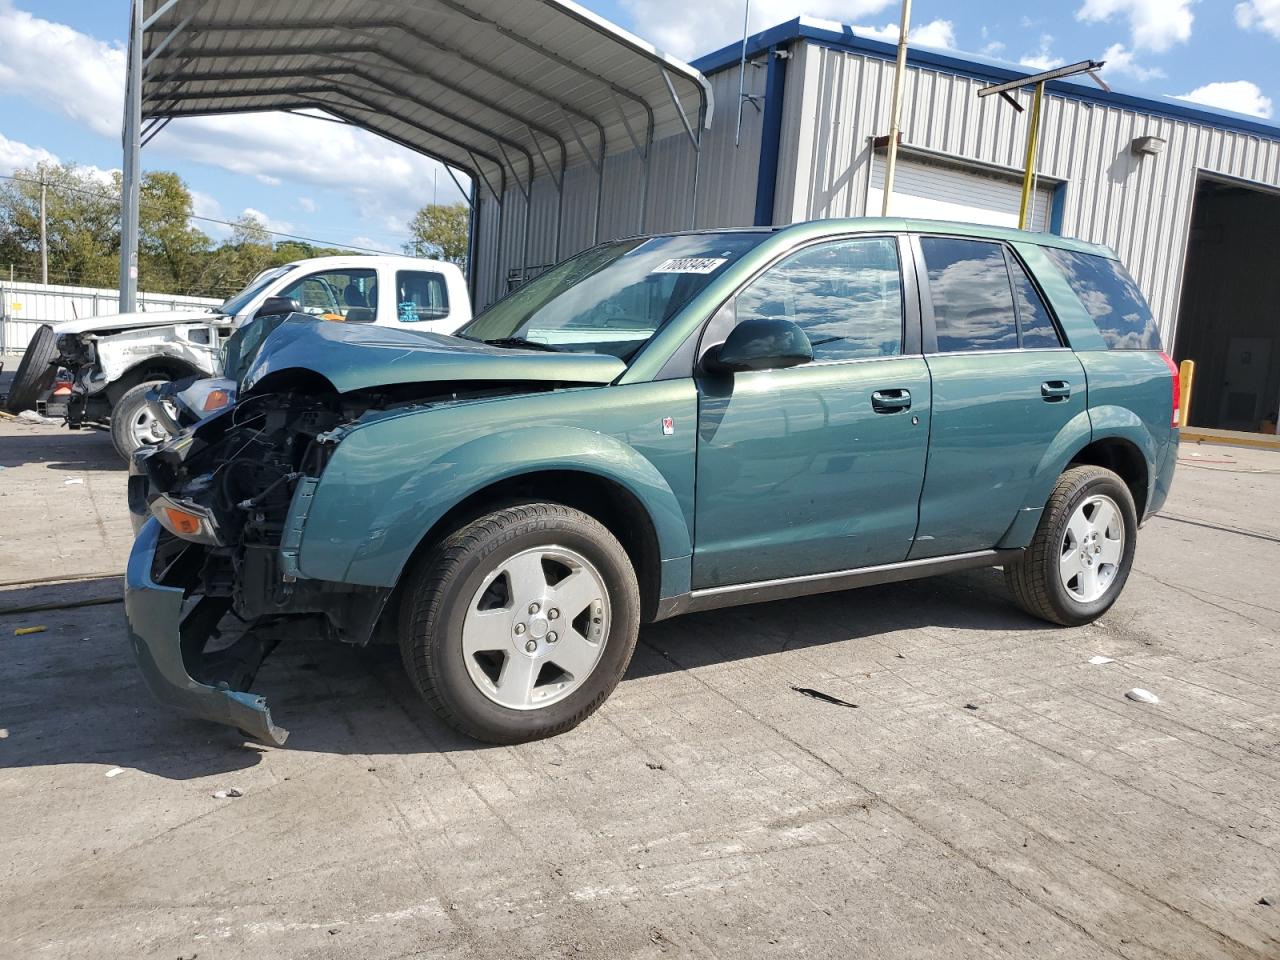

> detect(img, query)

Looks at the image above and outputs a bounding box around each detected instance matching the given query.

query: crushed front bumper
[124,519,288,745]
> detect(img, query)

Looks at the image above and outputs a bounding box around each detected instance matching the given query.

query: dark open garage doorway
[1174,175,1280,434]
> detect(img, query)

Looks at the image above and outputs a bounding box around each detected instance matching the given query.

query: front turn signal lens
[163,506,202,537]
[203,389,231,412]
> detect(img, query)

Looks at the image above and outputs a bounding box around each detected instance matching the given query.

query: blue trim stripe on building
[692,17,1280,143]
[753,47,788,226]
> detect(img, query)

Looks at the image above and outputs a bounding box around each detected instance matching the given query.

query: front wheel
[399,502,640,744]
[1004,465,1138,626]
[109,380,171,461]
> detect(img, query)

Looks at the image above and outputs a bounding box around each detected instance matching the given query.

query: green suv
[126,219,1179,745]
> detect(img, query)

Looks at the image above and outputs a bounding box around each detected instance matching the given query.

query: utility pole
[118,0,142,312]
[881,0,912,216]
[39,177,48,285]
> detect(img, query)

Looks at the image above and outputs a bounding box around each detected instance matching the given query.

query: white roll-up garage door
[868,154,1055,232]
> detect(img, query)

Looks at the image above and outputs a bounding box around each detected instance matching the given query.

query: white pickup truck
[9,255,470,459]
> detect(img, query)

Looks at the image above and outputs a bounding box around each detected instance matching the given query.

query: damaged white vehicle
[45,255,470,459]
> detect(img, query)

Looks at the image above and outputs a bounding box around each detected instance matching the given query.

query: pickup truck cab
[126,219,1178,746]
[44,254,469,458]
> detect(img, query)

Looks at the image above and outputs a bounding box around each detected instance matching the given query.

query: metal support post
[119,0,143,312]
[38,178,47,285]
[881,0,911,216]
[1018,81,1044,230]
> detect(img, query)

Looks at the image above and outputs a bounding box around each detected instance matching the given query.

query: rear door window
[396,270,450,323]
[920,237,1018,352]
[1041,248,1160,349]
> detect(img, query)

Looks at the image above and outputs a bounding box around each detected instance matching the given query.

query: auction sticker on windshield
[651,257,727,274]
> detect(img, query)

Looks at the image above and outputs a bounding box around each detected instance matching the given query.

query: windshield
[219,265,295,316]
[459,232,769,362]
[221,312,291,383]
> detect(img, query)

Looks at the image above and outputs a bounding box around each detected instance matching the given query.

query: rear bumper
[124,519,288,745]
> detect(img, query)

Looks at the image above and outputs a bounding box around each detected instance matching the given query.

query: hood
[53,309,223,337]
[241,315,627,395]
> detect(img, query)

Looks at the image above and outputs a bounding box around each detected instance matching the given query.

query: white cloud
[189,190,231,238]
[1076,0,1194,52]
[1236,0,1280,37]
[241,207,296,236]
[853,18,956,49]
[1098,42,1165,82]
[0,2,124,138]
[982,40,1007,56]
[619,0,894,59]
[1019,34,1065,71]
[1176,80,1273,118]
[0,133,59,173]
[297,196,317,214]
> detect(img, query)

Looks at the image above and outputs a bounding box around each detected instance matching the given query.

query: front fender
[297,385,697,589]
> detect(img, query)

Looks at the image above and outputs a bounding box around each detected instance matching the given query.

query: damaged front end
[125,390,390,745]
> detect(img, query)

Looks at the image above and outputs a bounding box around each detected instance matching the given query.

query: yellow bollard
[1178,359,1195,428]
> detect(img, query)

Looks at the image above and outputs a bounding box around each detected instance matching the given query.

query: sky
[1,0,1277,258]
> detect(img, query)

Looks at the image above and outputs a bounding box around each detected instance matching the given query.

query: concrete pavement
[1,419,1277,958]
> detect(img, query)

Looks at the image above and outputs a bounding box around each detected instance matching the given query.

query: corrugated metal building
[473,16,1280,434]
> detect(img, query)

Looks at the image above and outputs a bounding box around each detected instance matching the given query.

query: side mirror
[706,317,813,373]
[255,296,301,319]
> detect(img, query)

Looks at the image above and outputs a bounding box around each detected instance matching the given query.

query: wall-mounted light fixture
[1131,135,1167,157]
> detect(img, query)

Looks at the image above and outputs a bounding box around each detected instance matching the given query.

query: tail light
[1159,352,1180,427]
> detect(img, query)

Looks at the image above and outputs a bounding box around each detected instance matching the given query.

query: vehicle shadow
[0,566,1051,780]
[0,424,122,472]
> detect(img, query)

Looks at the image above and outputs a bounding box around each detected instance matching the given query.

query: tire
[109,380,170,461]
[4,324,58,413]
[399,502,641,744]
[1004,465,1138,626]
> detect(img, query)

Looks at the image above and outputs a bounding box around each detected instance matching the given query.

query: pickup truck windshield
[219,265,295,317]
[460,232,769,361]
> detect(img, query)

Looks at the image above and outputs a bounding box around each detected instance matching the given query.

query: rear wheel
[4,324,58,413]
[109,380,170,461]
[1004,465,1137,626]
[399,502,640,744]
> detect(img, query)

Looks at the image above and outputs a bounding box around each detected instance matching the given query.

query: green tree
[404,202,469,263]
[137,169,212,294]
[0,161,118,287]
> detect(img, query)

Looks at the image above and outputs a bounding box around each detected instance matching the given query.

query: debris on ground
[792,686,857,708]
[963,703,980,711]
[0,728,9,739]
[1126,688,1160,704]
[1257,896,1273,907]
[1089,655,1116,665]
[17,409,61,425]
[212,787,244,799]
[13,625,46,636]
[645,761,665,771]
[63,477,84,485]
[105,767,125,778]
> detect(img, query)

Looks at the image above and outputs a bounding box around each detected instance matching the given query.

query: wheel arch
[105,356,204,407]
[1068,435,1150,519]
[398,469,666,623]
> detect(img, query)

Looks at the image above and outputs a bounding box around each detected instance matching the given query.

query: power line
[0,171,407,256]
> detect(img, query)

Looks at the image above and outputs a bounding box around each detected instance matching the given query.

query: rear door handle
[1041,380,1072,402]
[871,388,912,413]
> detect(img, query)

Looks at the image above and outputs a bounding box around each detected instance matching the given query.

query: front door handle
[872,388,912,413]
[1041,380,1072,402]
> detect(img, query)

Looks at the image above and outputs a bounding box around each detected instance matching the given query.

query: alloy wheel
[1059,494,1124,603]
[461,545,610,710]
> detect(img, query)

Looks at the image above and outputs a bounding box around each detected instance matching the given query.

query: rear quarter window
[1042,248,1161,350]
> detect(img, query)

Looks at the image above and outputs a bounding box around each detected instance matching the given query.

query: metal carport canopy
[121,0,715,309]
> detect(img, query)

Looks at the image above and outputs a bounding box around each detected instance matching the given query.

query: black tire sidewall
[1042,472,1137,625]
[413,510,639,742]
[109,380,168,461]
[5,324,57,413]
